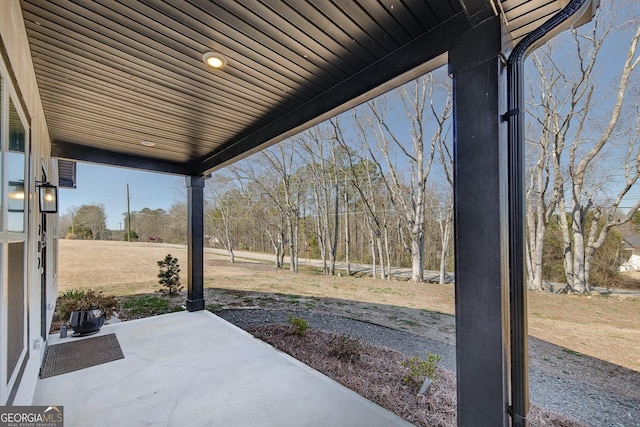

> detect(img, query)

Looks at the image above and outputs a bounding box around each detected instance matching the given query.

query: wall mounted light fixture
[37,182,58,213]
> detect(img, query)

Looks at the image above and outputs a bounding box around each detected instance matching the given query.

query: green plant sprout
[400,352,442,386]
[287,315,309,336]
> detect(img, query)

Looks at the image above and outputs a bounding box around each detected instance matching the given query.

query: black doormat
[41,333,124,378]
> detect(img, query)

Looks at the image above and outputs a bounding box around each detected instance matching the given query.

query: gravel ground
[216,308,640,427]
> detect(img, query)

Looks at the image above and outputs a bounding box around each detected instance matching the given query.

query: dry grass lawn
[58,239,640,372]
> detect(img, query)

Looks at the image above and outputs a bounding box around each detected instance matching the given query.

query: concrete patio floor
[33,310,412,427]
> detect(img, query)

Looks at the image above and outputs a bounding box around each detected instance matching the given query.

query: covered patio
[34,311,412,426]
[1,0,599,424]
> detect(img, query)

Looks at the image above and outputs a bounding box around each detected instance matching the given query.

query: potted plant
[57,289,120,336]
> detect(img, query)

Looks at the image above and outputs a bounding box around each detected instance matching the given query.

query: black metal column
[186,175,205,312]
[449,16,510,426]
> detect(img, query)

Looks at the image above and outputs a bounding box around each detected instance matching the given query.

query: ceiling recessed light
[141,141,155,147]
[202,52,227,69]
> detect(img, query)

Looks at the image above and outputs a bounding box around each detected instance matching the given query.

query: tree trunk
[370,236,377,279]
[438,209,453,285]
[279,232,286,268]
[411,229,424,283]
[384,225,392,280]
[344,185,351,276]
[525,198,547,291]
[287,211,298,272]
[570,205,589,293]
[329,179,340,276]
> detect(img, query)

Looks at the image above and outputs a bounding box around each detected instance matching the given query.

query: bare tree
[433,91,454,284]
[528,6,640,292]
[60,207,77,238]
[433,187,454,285]
[362,72,452,282]
[525,51,562,290]
[348,114,391,279]
[206,173,247,263]
[237,142,303,272]
[263,143,304,272]
[297,123,342,275]
[165,202,187,244]
[74,204,107,240]
[223,164,286,267]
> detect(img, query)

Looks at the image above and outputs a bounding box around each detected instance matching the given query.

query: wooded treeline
[205,70,455,284]
[60,2,640,293]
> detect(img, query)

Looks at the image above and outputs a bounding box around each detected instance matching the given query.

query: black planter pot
[69,309,105,336]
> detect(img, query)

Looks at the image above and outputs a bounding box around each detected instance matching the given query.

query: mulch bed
[249,325,585,427]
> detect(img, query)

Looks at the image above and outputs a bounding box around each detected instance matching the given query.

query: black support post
[186,175,205,312]
[449,16,510,426]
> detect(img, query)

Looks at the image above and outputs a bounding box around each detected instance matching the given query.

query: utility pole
[127,183,131,242]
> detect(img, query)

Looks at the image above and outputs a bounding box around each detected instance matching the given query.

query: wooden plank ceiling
[21,0,568,176]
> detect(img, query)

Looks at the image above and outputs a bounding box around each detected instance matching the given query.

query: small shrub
[329,334,365,363]
[57,289,120,322]
[400,352,441,386]
[157,254,183,295]
[287,315,309,336]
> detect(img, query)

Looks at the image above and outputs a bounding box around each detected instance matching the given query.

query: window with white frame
[0,54,30,405]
